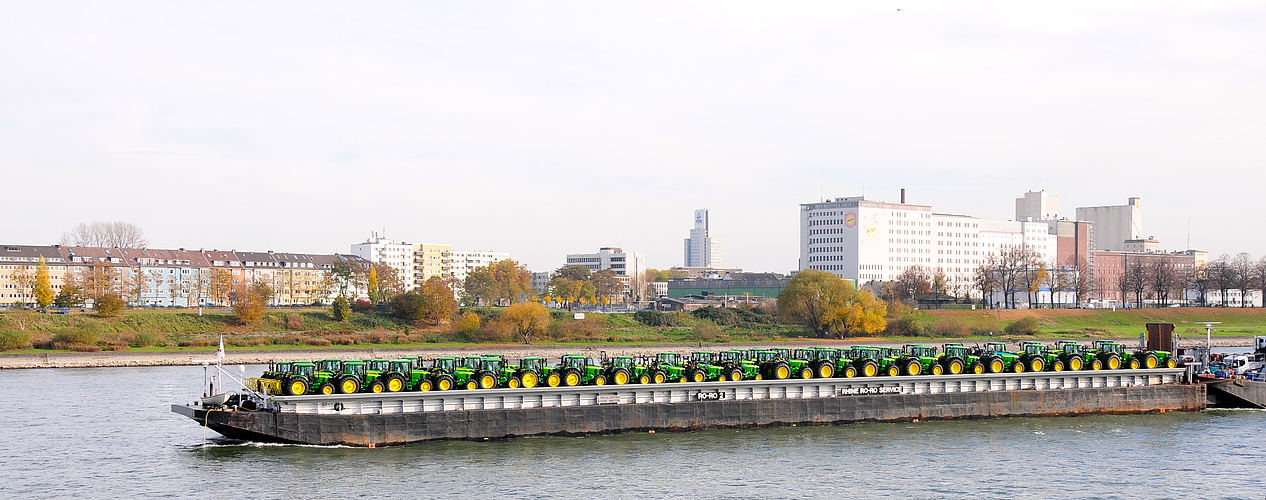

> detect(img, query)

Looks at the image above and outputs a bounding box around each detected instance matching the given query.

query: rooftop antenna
[1186,217,1191,250]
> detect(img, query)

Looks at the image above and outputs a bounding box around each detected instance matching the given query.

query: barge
[173,368,1200,446]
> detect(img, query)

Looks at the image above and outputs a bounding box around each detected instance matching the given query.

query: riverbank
[1,336,1255,369]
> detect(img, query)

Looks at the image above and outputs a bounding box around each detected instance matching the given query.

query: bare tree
[1231,252,1254,307]
[1125,258,1149,308]
[892,265,932,303]
[1147,259,1179,308]
[1209,255,1233,306]
[972,255,1000,309]
[59,221,148,248]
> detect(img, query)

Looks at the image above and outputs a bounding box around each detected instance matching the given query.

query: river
[0,365,1262,499]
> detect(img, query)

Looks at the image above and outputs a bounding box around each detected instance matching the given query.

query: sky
[3,1,1265,273]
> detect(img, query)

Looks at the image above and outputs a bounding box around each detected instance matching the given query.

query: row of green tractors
[255,340,1177,396]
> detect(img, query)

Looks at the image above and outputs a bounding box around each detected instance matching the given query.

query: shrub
[94,295,125,317]
[692,306,738,326]
[1005,316,1042,335]
[332,296,351,321]
[0,330,31,351]
[930,319,969,338]
[285,314,303,330]
[351,299,374,313]
[634,310,680,327]
[132,331,166,347]
[53,329,99,348]
[306,338,332,346]
[689,321,721,342]
[69,343,100,352]
[452,312,481,333]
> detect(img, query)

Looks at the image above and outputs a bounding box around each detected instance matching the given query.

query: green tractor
[774,348,815,379]
[362,358,411,392]
[939,343,984,375]
[598,356,636,385]
[894,344,943,376]
[1089,341,1127,370]
[1130,345,1177,369]
[635,354,673,384]
[425,357,467,390]
[262,361,291,381]
[842,346,882,377]
[715,350,761,381]
[974,342,1024,373]
[1017,342,1054,372]
[621,356,661,384]
[549,355,607,386]
[508,357,546,388]
[809,348,858,378]
[311,359,364,394]
[278,361,328,395]
[680,351,731,382]
[649,352,693,383]
[1052,341,1096,371]
[750,349,792,380]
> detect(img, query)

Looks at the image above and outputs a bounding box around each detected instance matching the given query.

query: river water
[1,365,1262,499]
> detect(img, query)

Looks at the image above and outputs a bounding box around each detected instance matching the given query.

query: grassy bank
[1,306,1263,354]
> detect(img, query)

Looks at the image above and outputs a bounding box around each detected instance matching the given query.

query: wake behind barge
[173,368,1200,446]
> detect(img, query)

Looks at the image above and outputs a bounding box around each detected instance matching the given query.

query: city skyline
[4,2,1265,272]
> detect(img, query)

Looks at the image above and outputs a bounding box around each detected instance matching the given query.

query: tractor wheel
[970,362,984,375]
[320,383,335,395]
[729,368,744,381]
[521,372,538,388]
[717,373,727,382]
[1012,362,1025,373]
[1143,354,1158,369]
[930,364,944,376]
[843,366,857,378]
[1052,360,1064,372]
[904,360,921,376]
[690,370,706,383]
[564,370,582,387]
[639,374,651,384]
[418,380,433,392]
[1107,355,1122,370]
[885,365,900,377]
[818,363,834,378]
[386,375,405,392]
[947,358,964,375]
[652,371,667,384]
[754,374,763,380]
[799,367,814,379]
[1128,357,1141,370]
[1068,357,1083,371]
[479,373,497,389]
[546,373,562,387]
[861,360,879,377]
[1091,358,1103,371]
[339,376,361,394]
[286,378,309,396]
[1165,358,1177,368]
[773,363,790,380]
[369,380,385,393]
[465,381,478,390]
[507,376,521,389]
[436,375,455,391]
[595,375,607,386]
[1029,358,1044,372]
[988,358,1004,374]
[613,368,631,385]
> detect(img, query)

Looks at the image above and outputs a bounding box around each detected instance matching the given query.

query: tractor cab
[367,359,392,374]
[480,357,504,373]
[290,362,315,379]
[656,352,681,366]
[607,356,635,370]
[690,351,716,365]
[519,357,545,372]
[431,357,458,373]
[342,361,367,378]
[316,359,344,374]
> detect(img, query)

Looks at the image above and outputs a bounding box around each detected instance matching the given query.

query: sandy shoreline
[0,337,1254,369]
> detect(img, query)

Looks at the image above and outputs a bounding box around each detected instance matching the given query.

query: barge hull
[174,383,1204,446]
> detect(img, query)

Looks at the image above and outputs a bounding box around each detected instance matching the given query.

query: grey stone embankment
[1,337,1254,370]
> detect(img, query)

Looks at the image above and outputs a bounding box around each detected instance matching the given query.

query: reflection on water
[0,365,1263,498]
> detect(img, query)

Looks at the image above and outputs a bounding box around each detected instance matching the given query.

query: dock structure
[174,368,1202,446]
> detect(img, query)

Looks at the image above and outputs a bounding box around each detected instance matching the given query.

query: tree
[592,269,623,302]
[1209,255,1233,306]
[1124,257,1148,308]
[1231,252,1254,307]
[777,269,886,338]
[232,284,267,324]
[487,259,534,304]
[53,282,85,308]
[33,256,53,309]
[1188,263,1212,307]
[209,269,234,306]
[94,294,125,317]
[417,276,458,325]
[330,259,357,297]
[252,281,275,306]
[972,255,999,309]
[10,266,34,307]
[553,265,592,282]
[891,265,931,302]
[1148,259,1180,307]
[500,302,551,344]
[331,295,351,321]
[370,263,404,301]
[59,221,147,248]
[367,266,380,304]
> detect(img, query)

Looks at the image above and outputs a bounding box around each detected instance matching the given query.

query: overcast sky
[3,1,1265,272]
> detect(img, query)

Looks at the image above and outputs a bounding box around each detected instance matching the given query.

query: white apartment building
[800,196,1057,285]
[1076,198,1142,252]
[566,247,647,298]
[448,250,511,285]
[683,209,723,268]
[350,235,416,289]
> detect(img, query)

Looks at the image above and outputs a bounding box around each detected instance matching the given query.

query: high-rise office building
[683,209,723,268]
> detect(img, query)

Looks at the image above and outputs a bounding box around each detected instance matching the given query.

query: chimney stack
[900,188,906,204]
